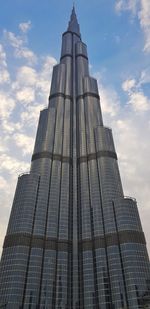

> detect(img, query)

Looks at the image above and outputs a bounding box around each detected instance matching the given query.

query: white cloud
[100,86,120,117]
[2,120,19,134]
[4,30,23,49]
[20,104,46,128]
[0,112,22,134]
[16,66,37,86]
[0,176,8,190]
[19,21,32,33]
[0,92,15,119]
[115,0,139,15]
[139,0,150,28]
[140,67,150,84]
[4,29,37,64]
[96,75,120,117]
[139,0,150,52]
[0,69,10,84]
[122,78,136,92]
[41,56,57,74]
[115,0,123,12]
[115,0,150,52]
[122,76,150,111]
[128,91,150,111]
[0,136,9,153]
[16,87,35,104]
[0,44,7,67]
[15,47,37,64]
[13,133,34,155]
[0,44,10,83]
[0,154,30,175]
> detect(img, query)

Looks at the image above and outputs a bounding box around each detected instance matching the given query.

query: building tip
[67,2,81,37]
[72,2,76,14]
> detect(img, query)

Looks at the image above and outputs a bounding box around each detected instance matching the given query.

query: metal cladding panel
[79,162,92,239]
[76,42,89,96]
[32,175,50,236]
[77,97,87,157]
[76,59,89,95]
[76,41,88,57]
[107,245,128,308]
[85,96,103,130]
[95,125,116,153]
[83,76,99,94]
[84,98,102,154]
[32,106,56,158]
[61,32,72,57]
[60,57,72,95]
[53,97,65,155]
[0,246,29,307]
[30,158,52,177]
[38,250,56,307]
[7,174,40,235]
[82,250,96,308]
[121,242,150,308]
[46,161,62,238]
[87,159,104,237]
[62,99,71,157]
[33,109,48,154]
[94,248,112,307]
[0,173,40,307]
[96,156,124,234]
[55,251,68,307]
[113,197,143,232]
[43,107,57,152]
[22,247,43,306]
[58,163,70,240]
[50,63,66,95]
[95,127,124,237]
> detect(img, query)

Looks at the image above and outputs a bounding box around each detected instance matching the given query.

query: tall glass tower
[0,7,150,309]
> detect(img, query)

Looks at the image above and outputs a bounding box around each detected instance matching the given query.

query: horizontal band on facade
[63,30,81,39]
[60,54,73,61]
[76,53,88,60]
[76,92,100,101]
[4,230,145,251]
[77,150,117,163]
[80,230,146,251]
[49,92,100,102]
[49,93,73,101]
[4,234,71,251]
[32,151,72,164]
[31,150,117,163]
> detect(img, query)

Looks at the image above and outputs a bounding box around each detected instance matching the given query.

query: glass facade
[0,6,150,309]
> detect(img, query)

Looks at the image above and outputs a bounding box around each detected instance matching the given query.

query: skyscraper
[0,6,150,309]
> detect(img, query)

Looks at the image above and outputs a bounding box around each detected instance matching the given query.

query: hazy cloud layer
[115,0,150,52]
[19,21,32,33]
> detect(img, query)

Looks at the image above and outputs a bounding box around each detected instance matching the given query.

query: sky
[0,0,150,256]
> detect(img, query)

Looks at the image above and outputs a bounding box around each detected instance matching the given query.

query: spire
[67,5,81,37]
